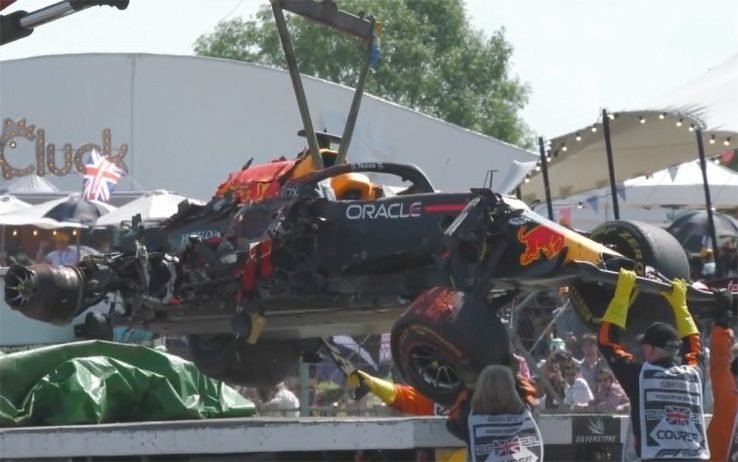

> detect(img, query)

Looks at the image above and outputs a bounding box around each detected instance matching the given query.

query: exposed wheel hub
[408,344,460,391]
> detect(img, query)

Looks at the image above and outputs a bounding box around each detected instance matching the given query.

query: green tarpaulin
[0,340,256,426]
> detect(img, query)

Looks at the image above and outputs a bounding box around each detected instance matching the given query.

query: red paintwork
[214,158,296,204]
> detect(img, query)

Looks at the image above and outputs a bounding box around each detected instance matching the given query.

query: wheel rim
[407,344,461,391]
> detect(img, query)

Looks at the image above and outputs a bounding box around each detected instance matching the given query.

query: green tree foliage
[193,0,533,148]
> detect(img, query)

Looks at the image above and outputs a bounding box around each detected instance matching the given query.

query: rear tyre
[570,220,690,345]
[187,334,300,387]
[390,287,511,406]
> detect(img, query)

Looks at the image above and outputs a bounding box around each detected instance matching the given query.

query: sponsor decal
[352,162,383,170]
[517,225,565,266]
[179,229,222,246]
[654,448,705,458]
[345,201,422,220]
[572,415,621,445]
[654,429,701,442]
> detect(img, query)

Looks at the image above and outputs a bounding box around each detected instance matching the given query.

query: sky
[1,0,737,140]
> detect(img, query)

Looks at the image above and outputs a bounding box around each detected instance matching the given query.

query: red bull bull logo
[517,225,565,266]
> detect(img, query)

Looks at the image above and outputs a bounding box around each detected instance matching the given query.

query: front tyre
[390,288,511,406]
[570,220,690,344]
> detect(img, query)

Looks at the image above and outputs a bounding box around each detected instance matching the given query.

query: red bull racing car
[4,144,735,404]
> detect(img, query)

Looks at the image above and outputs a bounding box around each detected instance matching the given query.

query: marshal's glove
[602,269,637,328]
[346,370,397,405]
[660,278,698,337]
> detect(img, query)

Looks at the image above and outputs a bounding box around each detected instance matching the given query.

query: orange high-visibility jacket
[707,325,738,462]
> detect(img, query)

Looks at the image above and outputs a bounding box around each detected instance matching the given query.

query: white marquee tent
[0,194,30,215]
[5,174,59,194]
[546,159,738,231]
[608,160,738,208]
[521,52,738,203]
[94,190,205,227]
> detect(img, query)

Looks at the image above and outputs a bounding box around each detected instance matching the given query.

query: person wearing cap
[41,232,79,266]
[706,306,737,462]
[598,269,709,461]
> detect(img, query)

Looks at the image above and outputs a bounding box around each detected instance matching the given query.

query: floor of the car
[136,303,409,339]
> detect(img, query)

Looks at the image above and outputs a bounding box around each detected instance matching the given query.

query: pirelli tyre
[390,287,511,406]
[569,220,690,344]
[187,334,300,387]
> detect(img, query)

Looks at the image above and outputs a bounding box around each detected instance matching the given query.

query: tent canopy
[620,160,738,208]
[4,174,59,194]
[0,194,30,215]
[94,190,204,227]
[0,193,115,229]
[521,52,738,203]
[546,160,738,231]
[558,159,738,209]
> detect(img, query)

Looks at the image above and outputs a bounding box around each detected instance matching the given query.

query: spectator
[718,240,737,277]
[562,362,593,410]
[702,248,716,279]
[591,369,629,413]
[38,232,78,266]
[579,332,609,393]
[689,255,705,281]
[537,359,567,410]
[549,336,566,353]
[565,332,583,360]
[258,382,300,417]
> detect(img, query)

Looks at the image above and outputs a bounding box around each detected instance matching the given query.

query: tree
[193,0,533,148]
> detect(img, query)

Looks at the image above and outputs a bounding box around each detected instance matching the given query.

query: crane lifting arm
[270,0,380,168]
[0,0,129,46]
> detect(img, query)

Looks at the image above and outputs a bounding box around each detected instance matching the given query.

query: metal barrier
[0,414,653,460]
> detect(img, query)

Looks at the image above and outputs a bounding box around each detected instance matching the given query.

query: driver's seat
[330,173,374,200]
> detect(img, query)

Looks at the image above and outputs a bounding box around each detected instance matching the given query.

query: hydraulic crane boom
[0,0,128,46]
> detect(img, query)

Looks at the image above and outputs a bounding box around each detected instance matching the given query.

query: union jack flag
[82,149,123,202]
[494,437,520,456]
[665,406,690,426]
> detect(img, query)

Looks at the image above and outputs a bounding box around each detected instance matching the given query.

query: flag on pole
[82,149,124,202]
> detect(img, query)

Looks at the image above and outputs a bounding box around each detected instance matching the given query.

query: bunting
[586,195,599,214]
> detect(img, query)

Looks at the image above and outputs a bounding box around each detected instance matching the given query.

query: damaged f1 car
[4,142,735,404]
[4,0,736,406]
